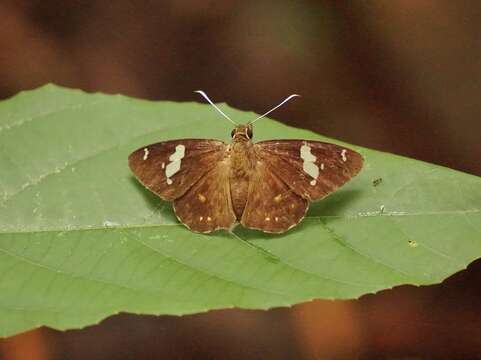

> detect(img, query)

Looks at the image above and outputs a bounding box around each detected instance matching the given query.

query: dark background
[1,1,481,359]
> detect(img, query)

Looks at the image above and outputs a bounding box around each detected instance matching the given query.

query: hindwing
[173,160,236,233]
[241,161,308,233]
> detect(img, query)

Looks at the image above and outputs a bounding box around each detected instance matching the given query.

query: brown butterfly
[129,91,363,233]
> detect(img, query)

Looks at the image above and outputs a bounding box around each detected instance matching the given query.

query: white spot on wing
[341,149,347,162]
[300,144,319,185]
[161,162,165,169]
[143,148,149,160]
[165,144,185,185]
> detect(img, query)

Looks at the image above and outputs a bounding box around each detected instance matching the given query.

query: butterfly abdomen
[229,140,256,218]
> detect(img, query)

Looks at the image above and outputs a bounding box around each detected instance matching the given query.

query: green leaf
[0,84,480,337]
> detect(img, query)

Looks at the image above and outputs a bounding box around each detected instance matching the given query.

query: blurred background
[1,1,480,359]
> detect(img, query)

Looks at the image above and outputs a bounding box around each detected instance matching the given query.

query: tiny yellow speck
[408,240,418,248]
[198,193,206,202]
[290,204,295,209]
[265,217,270,221]
[207,216,212,222]
[199,216,203,221]
[275,217,279,222]
[274,194,282,202]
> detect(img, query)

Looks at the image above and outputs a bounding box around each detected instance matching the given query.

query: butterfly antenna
[248,94,300,125]
[194,90,237,125]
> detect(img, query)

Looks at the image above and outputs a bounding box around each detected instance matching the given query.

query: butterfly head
[231,124,253,141]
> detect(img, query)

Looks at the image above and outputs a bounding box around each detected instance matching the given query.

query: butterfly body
[129,123,363,234]
[229,125,256,217]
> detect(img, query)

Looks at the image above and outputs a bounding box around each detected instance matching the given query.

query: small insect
[408,240,418,248]
[372,177,383,187]
[129,91,364,233]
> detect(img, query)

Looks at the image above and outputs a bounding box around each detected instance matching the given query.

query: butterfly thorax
[229,134,256,218]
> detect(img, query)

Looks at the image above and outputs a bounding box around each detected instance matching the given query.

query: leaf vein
[229,231,373,288]
[319,219,417,280]
[129,232,292,299]
[0,99,108,135]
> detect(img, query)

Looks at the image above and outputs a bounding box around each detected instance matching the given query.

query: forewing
[128,139,227,201]
[255,140,363,201]
[173,160,236,233]
[241,161,308,233]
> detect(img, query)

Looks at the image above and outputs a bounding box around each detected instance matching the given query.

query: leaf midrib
[1,206,480,235]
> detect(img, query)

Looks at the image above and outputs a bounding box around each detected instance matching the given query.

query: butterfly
[129,91,364,233]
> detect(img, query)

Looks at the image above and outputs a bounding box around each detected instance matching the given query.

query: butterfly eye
[231,129,236,138]
[246,127,253,139]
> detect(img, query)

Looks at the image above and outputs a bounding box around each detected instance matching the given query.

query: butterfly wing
[254,140,363,201]
[241,161,309,233]
[128,139,227,201]
[173,159,236,233]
